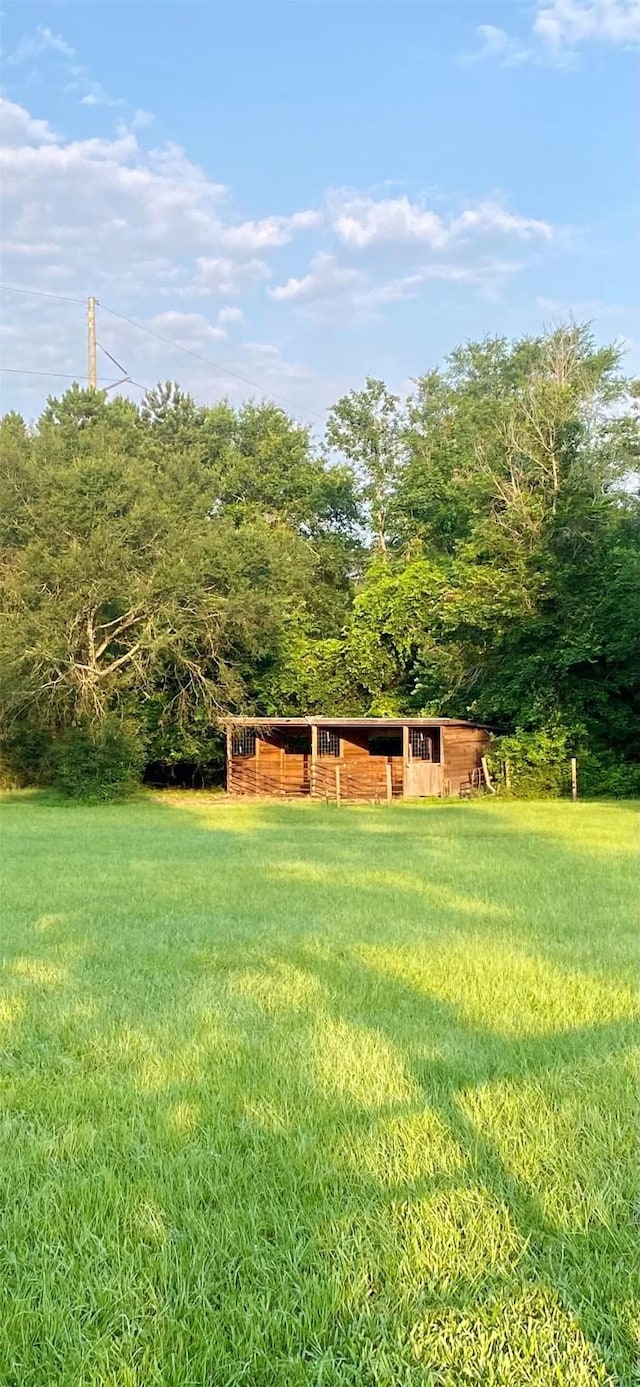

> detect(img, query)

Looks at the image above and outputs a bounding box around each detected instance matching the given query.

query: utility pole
[87,295,97,389]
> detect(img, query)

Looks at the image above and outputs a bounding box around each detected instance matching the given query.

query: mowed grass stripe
[0,794,637,1386]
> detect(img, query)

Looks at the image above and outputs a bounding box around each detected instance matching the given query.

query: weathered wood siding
[227,722,492,800]
[443,727,492,794]
[340,730,370,758]
[228,735,310,796]
[314,729,403,800]
[314,756,403,801]
[228,759,310,795]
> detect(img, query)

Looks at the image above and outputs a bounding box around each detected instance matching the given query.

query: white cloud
[218,305,245,325]
[0,97,59,147]
[7,23,150,114]
[0,289,332,422]
[464,0,640,66]
[183,340,329,421]
[270,256,423,315]
[359,257,527,306]
[0,238,61,258]
[269,252,360,304]
[270,252,387,325]
[0,96,555,321]
[80,88,126,110]
[192,257,270,297]
[333,196,448,250]
[65,64,127,109]
[107,322,324,417]
[5,24,75,66]
[0,91,559,410]
[453,200,553,241]
[0,101,315,308]
[5,23,127,108]
[149,311,227,342]
[460,25,532,67]
[328,191,552,251]
[535,294,634,319]
[241,341,316,385]
[534,0,640,49]
[269,182,554,323]
[132,109,154,130]
[269,251,526,325]
[218,209,320,251]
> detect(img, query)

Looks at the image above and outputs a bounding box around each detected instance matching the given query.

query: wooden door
[405,727,442,797]
[406,759,443,797]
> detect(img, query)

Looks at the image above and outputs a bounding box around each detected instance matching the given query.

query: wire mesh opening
[409,728,433,761]
[318,728,340,757]
[231,728,256,758]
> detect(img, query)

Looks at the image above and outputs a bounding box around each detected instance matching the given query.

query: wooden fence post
[481,756,496,794]
[225,723,231,794]
[385,762,392,804]
[311,723,318,799]
[335,764,341,807]
[571,757,578,802]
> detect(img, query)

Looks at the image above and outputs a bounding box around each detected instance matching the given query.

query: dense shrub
[579,754,640,800]
[487,728,574,798]
[52,719,144,801]
[488,729,640,799]
[0,724,54,789]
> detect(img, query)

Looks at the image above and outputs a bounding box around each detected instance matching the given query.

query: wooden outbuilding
[224,716,491,801]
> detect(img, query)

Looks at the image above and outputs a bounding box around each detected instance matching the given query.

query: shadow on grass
[0,791,637,1383]
[280,942,637,1371]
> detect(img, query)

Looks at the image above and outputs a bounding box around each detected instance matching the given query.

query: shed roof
[223,716,483,730]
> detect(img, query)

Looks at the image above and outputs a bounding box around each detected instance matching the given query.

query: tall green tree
[0,385,358,771]
[332,328,640,756]
[326,377,407,553]
[1,328,638,789]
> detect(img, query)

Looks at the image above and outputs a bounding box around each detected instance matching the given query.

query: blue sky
[1,0,637,426]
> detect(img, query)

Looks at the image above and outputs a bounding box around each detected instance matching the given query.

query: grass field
[0,793,637,1386]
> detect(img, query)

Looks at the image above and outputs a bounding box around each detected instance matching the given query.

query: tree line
[1,324,639,796]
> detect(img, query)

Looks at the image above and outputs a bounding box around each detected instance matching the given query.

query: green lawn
[0,794,637,1387]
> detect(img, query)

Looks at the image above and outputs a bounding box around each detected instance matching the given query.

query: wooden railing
[313,758,402,803]
[228,755,404,801]
[228,761,309,797]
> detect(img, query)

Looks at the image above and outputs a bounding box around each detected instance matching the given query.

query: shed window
[281,731,311,755]
[318,728,340,757]
[368,731,402,758]
[409,728,433,760]
[231,728,256,758]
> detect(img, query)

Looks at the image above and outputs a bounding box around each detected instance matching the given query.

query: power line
[97,344,151,395]
[0,283,86,305]
[98,300,325,423]
[98,342,129,375]
[1,366,121,382]
[1,367,148,393]
[0,282,325,424]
